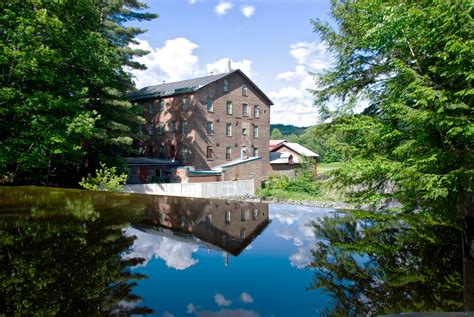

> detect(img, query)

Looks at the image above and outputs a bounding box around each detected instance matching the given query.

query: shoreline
[222,195,361,210]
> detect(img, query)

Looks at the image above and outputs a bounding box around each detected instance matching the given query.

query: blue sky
[129,0,334,127]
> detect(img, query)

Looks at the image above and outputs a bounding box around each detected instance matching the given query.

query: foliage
[0,0,156,185]
[270,128,284,140]
[270,124,307,136]
[79,162,127,192]
[299,123,346,162]
[259,166,320,200]
[311,0,473,217]
[309,210,463,315]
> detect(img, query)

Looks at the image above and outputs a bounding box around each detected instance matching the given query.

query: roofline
[230,69,274,106]
[270,143,319,157]
[126,69,274,105]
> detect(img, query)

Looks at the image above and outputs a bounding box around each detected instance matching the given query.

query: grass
[317,162,346,175]
[257,162,348,202]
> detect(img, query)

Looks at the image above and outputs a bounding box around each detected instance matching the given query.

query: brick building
[128,69,273,186]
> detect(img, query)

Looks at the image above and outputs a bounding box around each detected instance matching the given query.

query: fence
[123,179,254,198]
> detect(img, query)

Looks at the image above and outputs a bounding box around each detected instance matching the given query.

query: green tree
[309,210,463,316]
[270,128,284,140]
[311,0,473,217]
[299,123,345,162]
[0,0,156,185]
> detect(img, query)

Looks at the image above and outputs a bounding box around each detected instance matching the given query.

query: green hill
[270,124,307,136]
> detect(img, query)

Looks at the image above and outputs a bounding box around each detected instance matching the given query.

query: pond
[0,186,466,316]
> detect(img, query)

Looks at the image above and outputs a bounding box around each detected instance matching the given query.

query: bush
[79,163,127,192]
[264,172,320,196]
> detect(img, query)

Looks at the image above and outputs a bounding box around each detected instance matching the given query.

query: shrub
[79,163,127,192]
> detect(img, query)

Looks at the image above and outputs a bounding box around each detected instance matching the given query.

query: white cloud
[269,41,333,126]
[128,38,202,88]
[269,204,334,269]
[289,41,331,70]
[123,227,199,270]
[215,2,233,16]
[187,303,197,314]
[289,246,313,269]
[162,312,174,317]
[240,292,254,304]
[240,5,255,18]
[214,293,232,306]
[189,0,197,4]
[206,58,254,78]
[129,39,255,89]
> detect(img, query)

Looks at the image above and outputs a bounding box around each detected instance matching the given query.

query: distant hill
[270,124,307,136]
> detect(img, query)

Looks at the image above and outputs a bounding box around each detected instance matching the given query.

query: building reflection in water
[133,196,270,267]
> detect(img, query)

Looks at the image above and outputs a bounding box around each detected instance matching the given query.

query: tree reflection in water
[0,187,153,315]
[308,210,463,316]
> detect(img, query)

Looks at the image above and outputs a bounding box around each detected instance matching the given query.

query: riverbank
[221,194,363,210]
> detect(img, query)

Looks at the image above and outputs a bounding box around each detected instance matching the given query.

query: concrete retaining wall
[123,179,254,198]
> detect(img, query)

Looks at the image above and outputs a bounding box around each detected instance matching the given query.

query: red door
[139,166,148,183]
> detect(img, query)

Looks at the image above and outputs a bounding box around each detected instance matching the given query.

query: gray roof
[212,156,262,170]
[127,69,273,105]
[124,157,181,166]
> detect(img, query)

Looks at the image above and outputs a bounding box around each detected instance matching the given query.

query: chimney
[227,59,232,72]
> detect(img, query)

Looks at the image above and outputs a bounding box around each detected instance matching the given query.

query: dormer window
[224,79,230,92]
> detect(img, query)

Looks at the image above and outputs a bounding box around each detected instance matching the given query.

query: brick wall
[221,158,265,189]
[136,71,272,184]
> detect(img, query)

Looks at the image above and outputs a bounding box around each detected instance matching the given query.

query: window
[158,144,164,157]
[148,123,155,135]
[170,145,176,158]
[149,102,155,113]
[182,120,188,134]
[253,106,260,118]
[148,145,154,157]
[252,208,258,220]
[226,123,232,137]
[226,101,233,115]
[182,97,189,112]
[156,168,163,179]
[206,213,212,224]
[138,125,144,135]
[240,228,246,239]
[226,147,231,160]
[170,121,176,134]
[253,126,259,138]
[159,122,165,135]
[253,147,259,157]
[207,121,214,135]
[242,85,248,97]
[224,79,230,92]
[159,100,165,112]
[225,211,231,224]
[241,209,250,222]
[242,103,248,117]
[181,145,189,160]
[207,146,213,159]
[242,123,248,136]
[207,97,214,112]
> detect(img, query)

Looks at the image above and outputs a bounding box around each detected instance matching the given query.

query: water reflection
[309,210,464,316]
[0,186,153,315]
[125,197,270,270]
[0,187,272,315]
[1,186,466,316]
